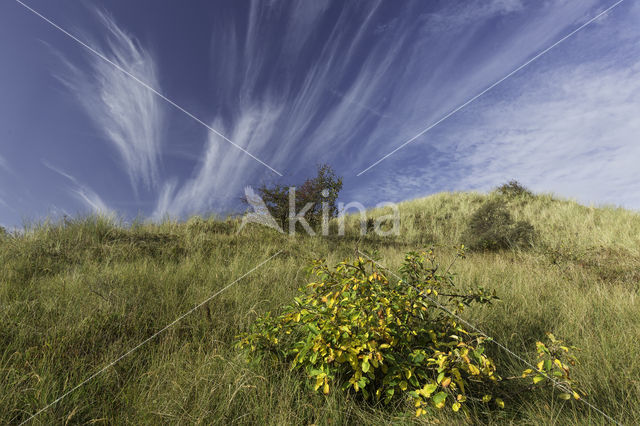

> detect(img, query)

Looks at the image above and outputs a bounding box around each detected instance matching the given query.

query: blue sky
[1,0,639,228]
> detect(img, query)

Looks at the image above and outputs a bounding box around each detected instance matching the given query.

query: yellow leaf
[323,382,330,394]
[452,402,461,412]
[419,383,438,398]
[495,398,505,408]
[533,375,545,384]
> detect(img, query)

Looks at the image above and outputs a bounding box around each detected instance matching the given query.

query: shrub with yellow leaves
[237,249,582,418]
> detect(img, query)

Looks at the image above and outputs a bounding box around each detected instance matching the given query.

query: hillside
[1,191,639,424]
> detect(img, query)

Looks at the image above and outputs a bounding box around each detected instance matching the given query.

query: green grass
[1,191,639,424]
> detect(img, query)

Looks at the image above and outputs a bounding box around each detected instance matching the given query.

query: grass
[1,191,639,424]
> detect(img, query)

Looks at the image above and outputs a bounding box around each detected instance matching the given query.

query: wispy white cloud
[453,59,640,208]
[42,161,115,216]
[348,0,640,207]
[71,187,114,215]
[420,0,524,34]
[44,0,622,220]
[58,10,164,193]
[354,0,607,167]
[153,102,283,219]
[158,0,539,216]
[371,54,640,209]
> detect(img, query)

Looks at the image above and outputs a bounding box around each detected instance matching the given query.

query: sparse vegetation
[1,192,639,424]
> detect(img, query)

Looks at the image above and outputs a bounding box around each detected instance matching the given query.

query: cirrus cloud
[57,10,164,194]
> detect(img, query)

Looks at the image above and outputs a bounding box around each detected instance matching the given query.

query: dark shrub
[463,199,535,251]
[495,180,534,198]
[510,220,536,248]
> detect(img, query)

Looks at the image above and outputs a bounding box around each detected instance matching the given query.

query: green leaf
[309,368,323,376]
[432,392,447,409]
[409,375,419,387]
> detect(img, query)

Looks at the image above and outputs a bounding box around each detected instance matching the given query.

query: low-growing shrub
[238,250,581,418]
[495,180,534,198]
[462,199,535,251]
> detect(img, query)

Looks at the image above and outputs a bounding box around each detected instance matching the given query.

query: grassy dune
[1,192,639,424]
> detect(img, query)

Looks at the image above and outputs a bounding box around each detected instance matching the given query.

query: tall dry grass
[1,191,638,424]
